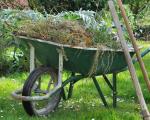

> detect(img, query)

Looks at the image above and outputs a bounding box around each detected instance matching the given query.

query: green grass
[0,41,150,120]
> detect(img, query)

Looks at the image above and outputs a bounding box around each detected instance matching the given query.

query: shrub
[27,0,108,13]
[135,2,150,40]
[0,9,44,74]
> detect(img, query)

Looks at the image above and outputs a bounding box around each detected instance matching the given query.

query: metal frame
[12,47,64,101]
[29,43,35,73]
[92,77,108,107]
[12,44,150,107]
[62,73,117,108]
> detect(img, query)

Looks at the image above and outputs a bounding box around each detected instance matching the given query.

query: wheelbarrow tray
[17,36,135,75]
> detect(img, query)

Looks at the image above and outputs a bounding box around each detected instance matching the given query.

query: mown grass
[0,41,150,120]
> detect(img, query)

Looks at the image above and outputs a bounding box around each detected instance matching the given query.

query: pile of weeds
[16,10,122,49]
[17,18,92,47]
[15,10,130,76]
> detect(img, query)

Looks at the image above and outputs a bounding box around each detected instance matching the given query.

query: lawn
[0,41,150,120]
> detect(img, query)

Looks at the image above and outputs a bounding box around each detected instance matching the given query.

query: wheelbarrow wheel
[22,66,61,116]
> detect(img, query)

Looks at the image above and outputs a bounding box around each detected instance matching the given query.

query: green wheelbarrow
[12,36,150,116]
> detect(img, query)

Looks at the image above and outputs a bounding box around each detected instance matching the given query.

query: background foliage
[0,9,43,74]
[0,0,149,75]
[27,0,149,15]
[28,0,107,13]
[27,0,149,40]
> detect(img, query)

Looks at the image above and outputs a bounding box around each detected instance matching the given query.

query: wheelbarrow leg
[29,43,35,73]
[61,88,67,100]
[61,73,84,101]
[57,49,63,88]
[92,77,108,107]
[68,73,75,99]
[113,73,117,108]
[103,75,113,90]
[102,74,117,107]
[68,81,74,99]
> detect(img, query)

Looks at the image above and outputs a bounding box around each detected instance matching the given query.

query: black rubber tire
[22,66,61,116]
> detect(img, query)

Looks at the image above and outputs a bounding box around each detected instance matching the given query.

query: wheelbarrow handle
[141,48,150,58]
[132,48,150,64]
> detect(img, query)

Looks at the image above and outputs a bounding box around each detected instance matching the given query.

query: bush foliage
[0,0,149,74]
[27,0,149,15]
[0,9,43,74]
[28,0,107,13]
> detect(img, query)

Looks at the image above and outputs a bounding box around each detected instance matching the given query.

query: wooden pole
[117,0,150,92]
[108,1,150,119]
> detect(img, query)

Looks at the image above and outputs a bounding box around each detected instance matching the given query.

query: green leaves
[63,12,80,20]
[0,9,44,73]
[28,0,108,13]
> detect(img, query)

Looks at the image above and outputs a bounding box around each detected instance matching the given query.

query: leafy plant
[0,9,44,74]
[136,2,150,27]
[123,0,149,15]
[17,10,126,49]
[135,2,150,40]
[27,0,108,13]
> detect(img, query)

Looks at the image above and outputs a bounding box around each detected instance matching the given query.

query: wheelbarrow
[12,36,150,116]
